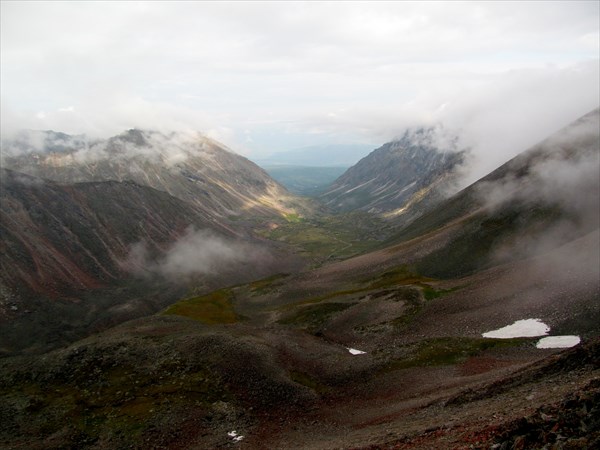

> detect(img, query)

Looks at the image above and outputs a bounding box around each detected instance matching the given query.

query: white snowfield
[482,319,550,338]
[536,335,581,349]
[482,319,581,349]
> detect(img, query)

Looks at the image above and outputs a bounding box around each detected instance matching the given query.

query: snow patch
[347,347,366,355]
[536,335,581,349]
[228,430,244,442]
[482,318,550,339]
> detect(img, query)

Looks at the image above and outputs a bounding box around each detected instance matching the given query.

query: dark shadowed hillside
[0,169,303,355]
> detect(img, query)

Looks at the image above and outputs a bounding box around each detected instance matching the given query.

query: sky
[1,1,599,173]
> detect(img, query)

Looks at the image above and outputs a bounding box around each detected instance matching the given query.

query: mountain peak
[320,125,467,221]
[392,124,461,155]
[115,128,151,146]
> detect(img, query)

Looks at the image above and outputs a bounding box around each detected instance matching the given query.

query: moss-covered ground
[384,337,533,371]
[162,288,240,324]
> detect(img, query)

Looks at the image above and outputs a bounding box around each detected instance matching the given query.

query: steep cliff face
[320,126,466,223]
[2,129,305,221]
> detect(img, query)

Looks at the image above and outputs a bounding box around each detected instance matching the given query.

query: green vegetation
[368,265,464,302]
[279,302,356,329]
[284,213,304,223]
[1,361,231,446]
[248,273,289,296]
[278,265,463,325]
[276,287,367,312]
[421,284,465,300]
[258,211,389,264]
[384,337,532,371]
[368,265,433,289]
[162,289,239,324]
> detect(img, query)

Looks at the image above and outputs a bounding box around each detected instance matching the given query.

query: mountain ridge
[2,128,309,222]
[320,126,467,224]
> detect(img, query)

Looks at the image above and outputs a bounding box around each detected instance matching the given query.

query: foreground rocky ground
[1,226,598,449]
[1,311,598,450]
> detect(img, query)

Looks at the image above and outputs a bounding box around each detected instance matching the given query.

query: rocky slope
[320,126,466,223]
[1,169,228,298]
[2,129,307,222]
[0,169,302,355]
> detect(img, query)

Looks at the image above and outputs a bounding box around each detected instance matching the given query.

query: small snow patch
[228,430,244,442]
[347,347,366,355]
[536,335,581,349]
[482,318,550,339]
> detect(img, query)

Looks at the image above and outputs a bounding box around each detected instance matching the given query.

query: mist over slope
[386,107,599,278]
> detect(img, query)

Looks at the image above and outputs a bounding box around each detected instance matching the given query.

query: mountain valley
[0,109,598,449]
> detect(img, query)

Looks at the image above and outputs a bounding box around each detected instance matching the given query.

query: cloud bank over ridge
[1,1,598,174]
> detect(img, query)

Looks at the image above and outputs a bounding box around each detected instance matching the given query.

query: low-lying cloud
[0,128,222,170]
[474,109,599,265]
[122,227,271,281]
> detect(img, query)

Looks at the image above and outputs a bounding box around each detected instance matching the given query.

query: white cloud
[1,1,598,163]
[122,227,271,280]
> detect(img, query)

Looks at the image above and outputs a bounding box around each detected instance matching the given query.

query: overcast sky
[1,1,598,172]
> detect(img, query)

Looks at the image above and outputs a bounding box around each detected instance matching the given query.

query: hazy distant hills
[254,143,374,197]
[262,165,348,196]
[2,129,308,222]
[320,126,466,223]
[254,143,374,167]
